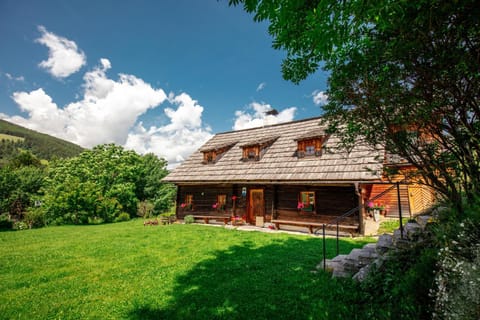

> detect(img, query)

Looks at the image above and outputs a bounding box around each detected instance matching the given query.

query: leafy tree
[230,0,480,214]
[41,144,174,224]
[0,157,45,219]
[9,150,42,168]
[136,153,176,213]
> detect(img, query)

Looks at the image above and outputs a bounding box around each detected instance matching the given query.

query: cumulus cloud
[2,59,212,168]
[125,94,213,168]
[36,25,86,78]
[233,102,296,131]
[312,90,329,106]
[256,82,266,92]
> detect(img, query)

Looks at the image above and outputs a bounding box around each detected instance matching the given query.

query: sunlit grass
[0,221,375,319]
[378,219,401,234]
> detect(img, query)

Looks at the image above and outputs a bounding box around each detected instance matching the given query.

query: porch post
[175,185,182,218]
[356,183,365,235]
[396,182,404,239]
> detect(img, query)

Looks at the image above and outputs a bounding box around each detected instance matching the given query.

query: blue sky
[0,0,329,167]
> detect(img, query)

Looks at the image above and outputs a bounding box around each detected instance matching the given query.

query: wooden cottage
[163,117,434,234]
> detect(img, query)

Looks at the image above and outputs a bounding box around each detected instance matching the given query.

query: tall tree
[230,0,480,213]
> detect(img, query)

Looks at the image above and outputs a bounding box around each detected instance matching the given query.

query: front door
[248,189,264,224]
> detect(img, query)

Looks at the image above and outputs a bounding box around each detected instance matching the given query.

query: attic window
[294,130,328,158]
[200,142,237,164]
[239,136,278,162]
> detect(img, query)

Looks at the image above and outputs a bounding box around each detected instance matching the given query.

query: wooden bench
[271,219,359,234]
[191,215,231,225]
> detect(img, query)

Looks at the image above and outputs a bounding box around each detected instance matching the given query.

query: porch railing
[318,181,406,270]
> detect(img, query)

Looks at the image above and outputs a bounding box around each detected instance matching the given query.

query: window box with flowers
[180,203,193,211]
[212,202,226,212]
[298,191,315,213]
[366,201,385,221]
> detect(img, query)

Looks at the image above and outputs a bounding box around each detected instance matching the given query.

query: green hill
[0,119,84,163]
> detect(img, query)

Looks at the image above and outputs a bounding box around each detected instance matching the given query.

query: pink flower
[297,202,305,209]
[367,201,374,208]
[212,203,218,209]
[231,195,238,201]
[180,203,186,208]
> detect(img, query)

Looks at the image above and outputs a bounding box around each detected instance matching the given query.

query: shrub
[359,231,438,319]
[88,216,104,225]
[24,207,46,228]
[0,213,13,230]
[432,218,480,320]
[114,212,131,223]
[137,200,154,218]
[184,215,194,224]
[13,221,28,230]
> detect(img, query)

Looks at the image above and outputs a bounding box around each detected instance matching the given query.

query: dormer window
[247,149,257,160]
[294,130,328,158]
[200,141,237,164]
[305,145,315,156]
[240,136,278,162]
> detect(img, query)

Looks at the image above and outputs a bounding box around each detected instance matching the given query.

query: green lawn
[0,133,25,142]
[0,221,374,319]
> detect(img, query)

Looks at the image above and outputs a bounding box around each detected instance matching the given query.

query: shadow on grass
[128,236,371,320]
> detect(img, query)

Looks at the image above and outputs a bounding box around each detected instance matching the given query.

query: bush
[24,207,46,228]
[13,221,28,230]
[432,218,480,320]
[184,215,194,224]
[88,216,104,225]
[358,232,438,319]
[114,212,131,223]
[0,213,13,230]
[137,200,154,218]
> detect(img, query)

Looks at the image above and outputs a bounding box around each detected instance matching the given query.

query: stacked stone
[320,215,432,281]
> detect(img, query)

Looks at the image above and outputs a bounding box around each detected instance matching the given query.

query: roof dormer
[294,130,328,158]
[239,136,278,162]
[200,141,237,164]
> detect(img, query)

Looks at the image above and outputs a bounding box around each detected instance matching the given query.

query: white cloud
[6,59,166,146]
[5,73,25,82]
[233,102,296,131]
[36,25,86,78]
[256,82,266,92]
[2,59,212,169]
[124,94,213,168]
[312,90,329,106]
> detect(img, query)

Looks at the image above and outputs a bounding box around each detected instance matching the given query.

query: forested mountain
[0,119,84,165]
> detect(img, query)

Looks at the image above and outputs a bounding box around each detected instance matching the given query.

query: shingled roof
[164,117,384,184]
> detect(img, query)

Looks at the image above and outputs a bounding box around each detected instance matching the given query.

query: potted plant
[180,203,193,211]
[367,201,385,221]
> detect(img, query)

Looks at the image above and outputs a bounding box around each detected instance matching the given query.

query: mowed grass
[0,133,24,142]
[0,221,374,319]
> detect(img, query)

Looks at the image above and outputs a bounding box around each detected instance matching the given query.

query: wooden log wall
[368,184,411,218]
[275,185,358,221]
[177,184,358,224]
[177,185,236,219]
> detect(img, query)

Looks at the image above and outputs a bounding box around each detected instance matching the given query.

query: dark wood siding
[177,185,235,219]
[177,184,359,225]
[274,185,358,223]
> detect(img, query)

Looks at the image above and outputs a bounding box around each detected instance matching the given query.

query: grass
[378,219,401,234]
[0,133,24,142]
[0,221,375,319]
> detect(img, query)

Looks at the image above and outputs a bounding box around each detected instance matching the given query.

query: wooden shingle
[164,117,384,184]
